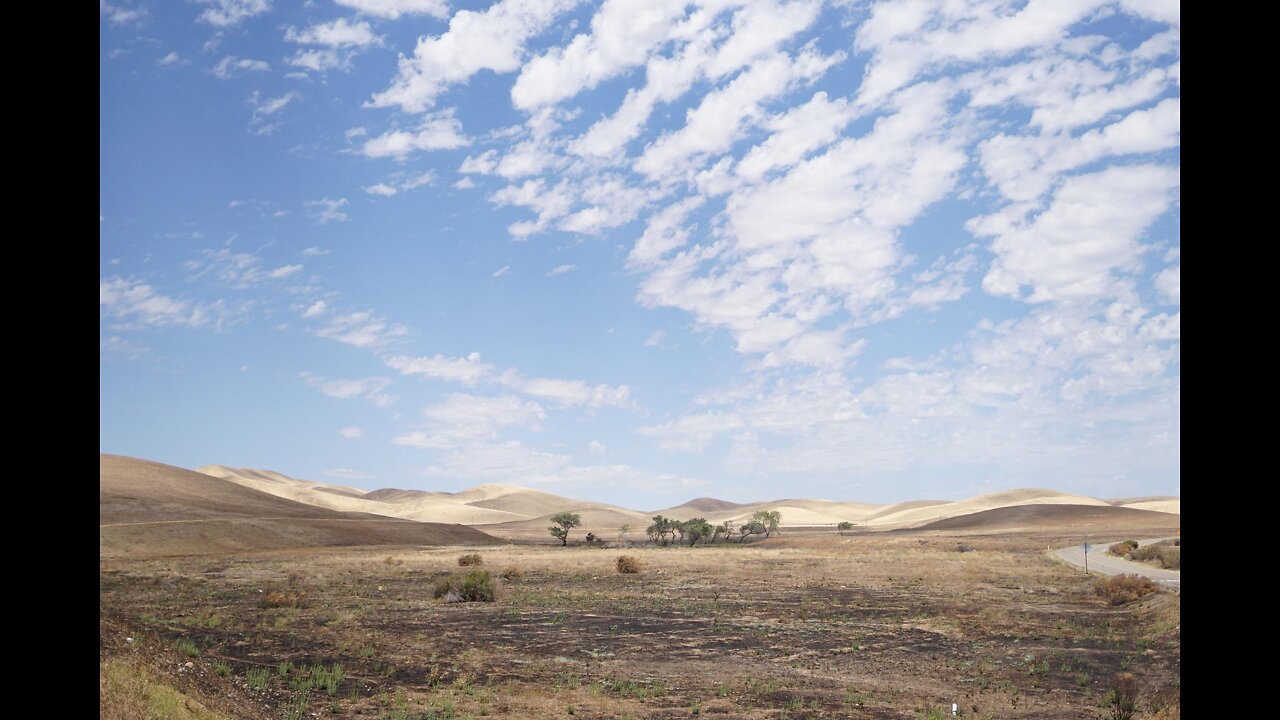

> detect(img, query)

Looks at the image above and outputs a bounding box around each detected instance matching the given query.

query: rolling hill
[101,455,498,557]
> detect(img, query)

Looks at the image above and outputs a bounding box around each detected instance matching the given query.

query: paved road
[1056,537,1180,587]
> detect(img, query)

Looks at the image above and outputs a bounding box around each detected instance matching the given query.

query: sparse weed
[246,667,270,690]
[174,638,199,657]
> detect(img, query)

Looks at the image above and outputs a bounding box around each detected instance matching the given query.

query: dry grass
[100,657,232,720]
[261,589,307,608]
[501,565,524,579]
[101,532,1179,720]
[615,555,642,573]
[1094,574,1159,605]
[457,553,483,566]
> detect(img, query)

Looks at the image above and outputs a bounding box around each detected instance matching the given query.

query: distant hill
[177,459,1181,536]
[914,504,1180,533]
[101,455,498,557]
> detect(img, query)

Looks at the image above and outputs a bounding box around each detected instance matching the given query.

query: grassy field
[100,531,1179,719]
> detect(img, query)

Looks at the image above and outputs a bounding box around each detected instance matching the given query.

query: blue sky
[100,0,1180,509]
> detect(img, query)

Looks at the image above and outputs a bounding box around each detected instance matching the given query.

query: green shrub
[1106,672,1139,720]
[616,556,641,574]
[1094,574,1158,605]
[457,553,483,567]
[433,570,496,602]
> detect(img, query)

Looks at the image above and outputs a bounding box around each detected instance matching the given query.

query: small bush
[1129,544,1180,570]
[383,556,403,566]
[616,556,642,574]
[501,565,524,580]
[458,553,483,567]
[262,590,307,608]
[1106,672,1139,720]
[1094,574,1158,605]
[433,570,496,602]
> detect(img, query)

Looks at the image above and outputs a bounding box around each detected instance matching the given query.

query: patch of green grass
[245,667,270,691]
[211,659,231,677]
[278,660,294,676]
[174,638,199,657]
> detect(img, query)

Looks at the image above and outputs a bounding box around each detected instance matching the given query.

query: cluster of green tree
[645,510,781,546]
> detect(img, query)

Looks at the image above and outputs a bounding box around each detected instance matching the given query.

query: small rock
[184,661,195,669]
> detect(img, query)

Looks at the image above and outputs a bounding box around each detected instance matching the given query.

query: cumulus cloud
[361,113,469,159]
[197,0,269,27]
[311,309,408,349]
[369,0,579,113]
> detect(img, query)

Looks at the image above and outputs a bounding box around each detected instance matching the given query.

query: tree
[682,518,714,546]
[837,521,854,535]
[548,512,582,546]
[710,522,730,544]
[752,510,782,538]
[617,523,632,544]
[738,520,765,543]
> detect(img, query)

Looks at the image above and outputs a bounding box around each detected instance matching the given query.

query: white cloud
[511,0,690,110]
[364,172,436,196]
[546,263,575,276]
[386,352,495,386]
[361,113,469,159]
[735,91,852,182]
[197,0,269,27]
[101,0,147,25]
[335,0,449,19]
[393,394,545,449]
[498,369,630,408]
[492,265,510,278]
[311,309,409,349]
[325,467,377,480]
[184,247,302,287]
[644,330,664,347]
[213,56,270,79]
[634,47,845,181]
[157,52,182,67]
[248,91,298,134]
[1155,264,1179,305]
[285,18,382,47]
[288,49,350,73]
[301,371,398,407]
[589,440,606,455]
[454,177,476,189]
[301,300,328,318]
[305,197,349,224]
[302,246,328,257]
[339,426,365,438]
[369,0,579,113]
[978,164,1180,303]
[100,278,207,328]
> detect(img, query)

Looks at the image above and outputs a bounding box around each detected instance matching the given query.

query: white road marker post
[952,702,958,716]
[1082,542,1090,575]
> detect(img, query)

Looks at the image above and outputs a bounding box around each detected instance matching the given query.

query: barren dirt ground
[100,531,1179,719]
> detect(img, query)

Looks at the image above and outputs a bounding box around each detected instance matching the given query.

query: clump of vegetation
[1094,574,1158,605]
[457,553,483,567]
[1105,672,1139,720]
[548,512,582,546]
[433,570,496,602]
[174,638,199,657]
[616,556,642,574]
[1129,544,1180,570]
[246,667,271,690]
[262,590,307,608]
[953,543,974,552]
[1108,539,1139,556]
[212,659,231,677]
[501,565,524,579]
[837,521,854,534]
[383,556,403,566]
